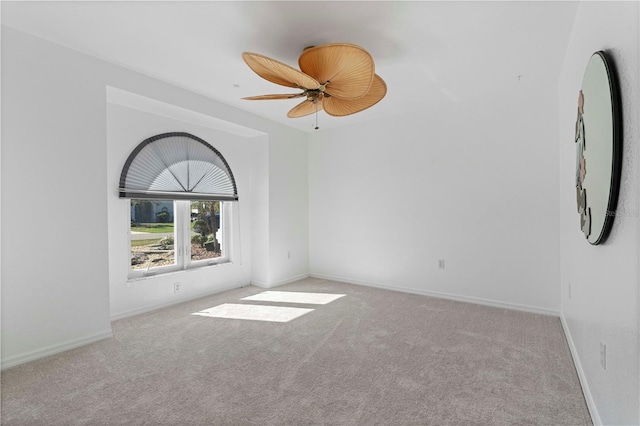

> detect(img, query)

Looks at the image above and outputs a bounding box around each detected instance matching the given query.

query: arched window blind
[119,132,238,201]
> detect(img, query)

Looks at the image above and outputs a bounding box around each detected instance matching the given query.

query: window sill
[127,260,233,283]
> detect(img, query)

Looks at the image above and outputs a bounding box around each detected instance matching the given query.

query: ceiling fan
[241,43,386,128]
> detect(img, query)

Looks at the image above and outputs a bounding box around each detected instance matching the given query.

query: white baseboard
[310,273,560,317]
[252,273,310,289]
[560,313,600,426]
[1,329,113,371]
[110,282,247,321]
[3,283,250,370]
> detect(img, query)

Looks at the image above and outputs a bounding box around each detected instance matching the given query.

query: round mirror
[575,51,621,245]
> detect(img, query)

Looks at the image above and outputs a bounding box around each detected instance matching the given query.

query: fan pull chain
[314,100,319,130]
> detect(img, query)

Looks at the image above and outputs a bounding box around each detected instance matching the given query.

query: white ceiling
[1,1,579,132]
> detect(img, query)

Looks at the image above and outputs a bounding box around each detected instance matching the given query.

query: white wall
[250,134,270,287]
[1,26,309,367]
[267,135,310,286]
[309,78,561,314]
[559,2,640,425]
[1,13,5,378]
[1,26,112,368]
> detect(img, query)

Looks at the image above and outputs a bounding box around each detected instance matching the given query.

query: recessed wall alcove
[106,86,268,320]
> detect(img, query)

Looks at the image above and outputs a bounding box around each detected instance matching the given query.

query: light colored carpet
[1,278,592,425]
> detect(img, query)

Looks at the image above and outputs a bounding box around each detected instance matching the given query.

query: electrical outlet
[600,341,607,370]
[438,259,445,269]
[287,250,291,259]
[174,282,181,293]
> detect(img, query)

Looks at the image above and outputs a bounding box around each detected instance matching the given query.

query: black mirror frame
[582,51,622,245]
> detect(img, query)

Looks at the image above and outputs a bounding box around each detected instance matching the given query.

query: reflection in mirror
[575,51,621,245]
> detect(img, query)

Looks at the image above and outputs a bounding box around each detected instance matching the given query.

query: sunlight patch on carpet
[192,303,314,322]
[241,291,345,305]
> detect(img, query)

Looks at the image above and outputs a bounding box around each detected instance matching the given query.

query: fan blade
[243,93,305,100]
[324,74,387,117]
[299,43,374,100]
[287,97,324,118]
[242,52,319,90]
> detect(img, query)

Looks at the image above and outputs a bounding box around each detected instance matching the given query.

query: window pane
[190,200,222,262]
[130,200,176,270]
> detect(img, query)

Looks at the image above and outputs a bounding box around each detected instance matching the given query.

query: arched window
[119,132,238,201]
[120,132,237,277]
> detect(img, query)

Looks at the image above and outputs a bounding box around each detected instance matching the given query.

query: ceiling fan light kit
[242,43,386,128]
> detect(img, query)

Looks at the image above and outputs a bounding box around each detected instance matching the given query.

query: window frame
[185,200,230,270]
[128,199,230,279]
